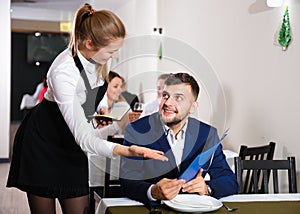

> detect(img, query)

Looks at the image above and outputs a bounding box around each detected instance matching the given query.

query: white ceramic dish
[163,194,223,213]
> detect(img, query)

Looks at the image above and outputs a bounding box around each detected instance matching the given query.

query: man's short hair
[164,73,200,100]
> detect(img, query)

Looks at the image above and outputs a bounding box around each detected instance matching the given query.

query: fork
[149,207,162,214]
[223,204,238,212]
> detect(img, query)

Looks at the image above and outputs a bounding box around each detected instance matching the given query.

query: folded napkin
[167,194,215,208]
[170,198,213,208]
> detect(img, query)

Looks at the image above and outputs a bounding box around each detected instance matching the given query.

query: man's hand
[151,178,185,200]
[181,168,209,195]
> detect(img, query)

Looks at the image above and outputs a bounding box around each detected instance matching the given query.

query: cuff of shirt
[110,143,118,160]
[147,184,157,201]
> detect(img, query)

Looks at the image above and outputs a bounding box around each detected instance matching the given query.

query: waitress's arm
[113,144,168,161]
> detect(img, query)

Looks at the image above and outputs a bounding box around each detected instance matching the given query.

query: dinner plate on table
[163,194,223,213]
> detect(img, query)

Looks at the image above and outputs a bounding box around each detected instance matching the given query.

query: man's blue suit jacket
[120,112,238,206]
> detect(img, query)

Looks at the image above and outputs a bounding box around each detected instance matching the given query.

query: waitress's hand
[129,145,168,161]
[93,117,112,128]
[94,119,112,128]
[94,107,113,128]
[98,107,109,115]
[113,145,168,161]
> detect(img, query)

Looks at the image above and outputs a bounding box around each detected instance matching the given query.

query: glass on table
[129,102,144,122]
[133,102,144,113]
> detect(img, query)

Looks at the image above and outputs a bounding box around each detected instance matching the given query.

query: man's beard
[166,119,182,127]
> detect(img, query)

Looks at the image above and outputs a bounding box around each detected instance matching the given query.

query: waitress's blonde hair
[69,3,126,81]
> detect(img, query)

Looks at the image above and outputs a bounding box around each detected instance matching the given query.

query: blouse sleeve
[47,63,117,158]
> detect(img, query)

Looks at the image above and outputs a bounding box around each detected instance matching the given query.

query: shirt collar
[162,119,188,140]
[77,50,104,88]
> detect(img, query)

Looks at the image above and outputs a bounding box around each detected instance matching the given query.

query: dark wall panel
[11,32,50,121]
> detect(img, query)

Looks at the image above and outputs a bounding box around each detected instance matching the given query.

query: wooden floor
[0,122,31,213]
[0,163,63,214]
[0,162,64,214]
[0,162,29,214]
[1,123,100,213]
[1,122,63,213]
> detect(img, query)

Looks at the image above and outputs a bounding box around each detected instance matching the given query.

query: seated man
[120,72,238,206]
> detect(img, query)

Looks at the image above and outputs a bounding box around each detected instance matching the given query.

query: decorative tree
[278,6,291,51]
[157,41,163,60]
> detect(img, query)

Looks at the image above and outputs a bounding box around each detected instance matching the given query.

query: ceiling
[10,0,133,21]
[11,0,132,14]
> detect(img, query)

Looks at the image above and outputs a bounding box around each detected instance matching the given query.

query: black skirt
[7,99,89,199]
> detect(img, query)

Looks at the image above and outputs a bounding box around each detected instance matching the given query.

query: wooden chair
[238,142,276,193]
[89,136,124,214]
[239,142,276,161]
[234,156,297,194]
[103,135,124,198]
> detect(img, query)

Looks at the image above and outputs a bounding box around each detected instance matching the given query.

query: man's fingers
[196,168,204,178]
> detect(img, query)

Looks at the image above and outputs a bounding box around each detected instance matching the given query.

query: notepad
[179,128,229,182]
[89,102,130,122]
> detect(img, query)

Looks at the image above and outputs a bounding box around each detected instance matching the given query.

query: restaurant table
[96,193,300,214]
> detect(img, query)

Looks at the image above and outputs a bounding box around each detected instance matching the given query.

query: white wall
[0,0,11,160]
[114,0,160,102]
[155,0,300,191]
[116,0,300,192]
[155,0,299,150]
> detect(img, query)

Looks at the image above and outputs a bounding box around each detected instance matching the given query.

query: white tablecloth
[96,198,143,214]
[96,193,300,214]
[220,193,300,202]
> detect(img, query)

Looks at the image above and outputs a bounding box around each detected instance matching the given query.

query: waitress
[7,3,166,214]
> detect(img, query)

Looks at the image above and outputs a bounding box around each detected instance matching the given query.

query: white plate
[163,194,223,213]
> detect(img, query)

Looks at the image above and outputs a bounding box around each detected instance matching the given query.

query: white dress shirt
[147,122,188,201]
[96,93,108,112]
[44,48,117,158]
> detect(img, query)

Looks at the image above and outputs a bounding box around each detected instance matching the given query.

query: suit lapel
[180,119,201,172]
[150,113,179,174]
[157,133,179,173]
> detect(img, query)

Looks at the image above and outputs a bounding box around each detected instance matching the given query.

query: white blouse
[44,48,118,158]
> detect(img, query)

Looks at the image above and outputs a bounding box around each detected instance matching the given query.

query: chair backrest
[234,156,297,194]
[89,136,124,213]
[103,135,124,198]
[238,142,276,193]
[239,142,276,161]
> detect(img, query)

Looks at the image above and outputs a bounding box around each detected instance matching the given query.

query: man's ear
[189,101,198,114]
